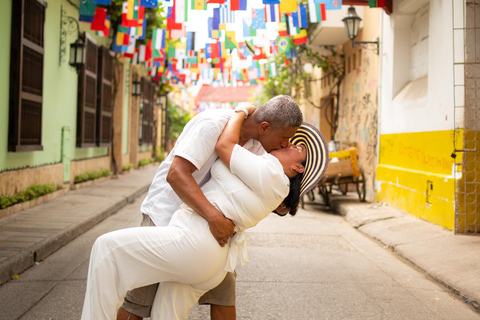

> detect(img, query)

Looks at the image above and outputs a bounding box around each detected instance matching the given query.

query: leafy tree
[167,101,191,141]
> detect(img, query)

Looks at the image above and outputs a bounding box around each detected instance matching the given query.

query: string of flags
[79,0,346,89]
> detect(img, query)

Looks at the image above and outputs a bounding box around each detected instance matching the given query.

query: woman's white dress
[81,145,289,320]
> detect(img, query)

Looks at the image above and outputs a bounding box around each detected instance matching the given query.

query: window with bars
[139,78,155,145]
[76,33,114,147]
[8,0,46,152]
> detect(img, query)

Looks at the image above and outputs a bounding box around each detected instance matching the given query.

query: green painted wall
[1,0,113,171]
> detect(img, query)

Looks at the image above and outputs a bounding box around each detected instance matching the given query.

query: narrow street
[1,193,478,320]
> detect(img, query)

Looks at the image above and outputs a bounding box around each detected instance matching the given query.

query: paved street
[0,193,479,320]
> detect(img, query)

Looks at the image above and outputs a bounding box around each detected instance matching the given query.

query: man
[117,95,302,320]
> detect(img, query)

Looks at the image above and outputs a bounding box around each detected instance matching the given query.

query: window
[139,78,155,145]
[97,47,114,146]
[8,0,47,152]
[77,33,98,147]
[77,33,114,147]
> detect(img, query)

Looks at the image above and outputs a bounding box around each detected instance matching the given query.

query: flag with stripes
[219,4,235,23]
[314,0,341,10]
[292,5,307,28]
[245,40,255,55]
[368,0,384,7]
[265,4,281,23]
[308,0,326,22]
[286,14,298,36]
[192,0,207,10]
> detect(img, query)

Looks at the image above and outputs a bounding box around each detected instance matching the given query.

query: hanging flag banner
[251,8,266,30]
[80,0,96,22]
[314,0,341,10]
[279,0,297,13]
[192,0,207,10]
[369,0,384,7]
[308,0,326,22]
[293,28,307,44]
[141,0,158,7]
[93,0,112,5]
[292,5,307,28]
[277,36,291,53]
[265,4,281,23]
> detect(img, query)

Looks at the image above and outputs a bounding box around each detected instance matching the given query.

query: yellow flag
[280,0,297,13]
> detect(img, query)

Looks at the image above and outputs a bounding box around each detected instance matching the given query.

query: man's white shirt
[140,109,266,227]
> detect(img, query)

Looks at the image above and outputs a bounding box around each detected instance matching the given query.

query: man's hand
[208,213,235,247]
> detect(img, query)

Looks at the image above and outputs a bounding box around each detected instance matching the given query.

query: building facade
[0,0,164,215]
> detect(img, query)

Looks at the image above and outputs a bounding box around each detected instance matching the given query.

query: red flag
[145,39,153,61]
[230,0,239,10]
[320,3,326,21]
[206,0,225,3]
[91,8,107,31]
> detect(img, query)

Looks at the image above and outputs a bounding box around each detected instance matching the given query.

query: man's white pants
[81,209,229,320]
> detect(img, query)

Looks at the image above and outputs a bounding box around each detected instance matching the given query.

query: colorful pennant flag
[308,0,326,22]
[141,0,158,7]
[91,8,107,31]
[293,28,307,44]
[265,4,281,23]
[192,0,207,10]
[225,30,237,49]
[231,0,247,10]
[369,0,384,7]
[245,40,255,55]
[292,5,307,28]
[219,4,235,23]
[93,0,111,4]
[186,31,196,51]
[263,0,280,3]
[314,0,341,10]
[277,36,291,53]
[251,8,266,30]
[280,0,297,13]
[79,0,96,22]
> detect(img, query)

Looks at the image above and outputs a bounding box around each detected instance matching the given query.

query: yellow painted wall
[376,130,461,230]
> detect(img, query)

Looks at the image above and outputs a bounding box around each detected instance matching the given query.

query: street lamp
[342,6,379,55]
[69,38,85,72]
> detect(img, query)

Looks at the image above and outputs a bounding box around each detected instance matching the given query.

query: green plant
[255,45,344,105]
[122,163,133,171]
[167,102,191,141]
[0,183,58,209]
[138,158,155,167]
[74,169,111,184]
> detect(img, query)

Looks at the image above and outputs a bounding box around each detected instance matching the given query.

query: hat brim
[290,122,329,197]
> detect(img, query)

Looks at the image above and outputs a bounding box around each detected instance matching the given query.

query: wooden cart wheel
[339,183,348,195]
[356,170,367,202]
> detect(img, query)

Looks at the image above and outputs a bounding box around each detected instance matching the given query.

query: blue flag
[141,0,158,7]
[93,0,111,4]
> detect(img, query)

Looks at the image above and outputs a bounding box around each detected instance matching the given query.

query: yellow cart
[303,147,366,207]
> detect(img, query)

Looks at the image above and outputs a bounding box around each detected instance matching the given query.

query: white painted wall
[379,0,455,134]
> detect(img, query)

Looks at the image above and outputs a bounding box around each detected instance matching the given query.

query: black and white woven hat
[290,122,329,197]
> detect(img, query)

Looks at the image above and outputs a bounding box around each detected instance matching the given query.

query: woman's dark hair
[283,171,304,216]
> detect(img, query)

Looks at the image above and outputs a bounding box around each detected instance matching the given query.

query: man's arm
[167,156,234,247]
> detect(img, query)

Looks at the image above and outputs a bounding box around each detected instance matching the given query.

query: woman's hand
[237,102,257,116]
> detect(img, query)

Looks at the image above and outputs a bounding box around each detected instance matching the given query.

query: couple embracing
[81,95,328,319]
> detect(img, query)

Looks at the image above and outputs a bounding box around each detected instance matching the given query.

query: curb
[0,184,150,285]
[331,198,480,313]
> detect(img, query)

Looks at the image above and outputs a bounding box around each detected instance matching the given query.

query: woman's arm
[215,104,256,167]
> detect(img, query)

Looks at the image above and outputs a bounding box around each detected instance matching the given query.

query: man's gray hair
[254,95,303,129]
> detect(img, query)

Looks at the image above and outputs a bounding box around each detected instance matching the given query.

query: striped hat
[290,122,329,197]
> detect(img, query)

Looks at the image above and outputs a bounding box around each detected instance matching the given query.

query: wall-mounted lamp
[59,5,85,70]
[132,79,142,96]
[69,38,85,71]
[342,6,379,55]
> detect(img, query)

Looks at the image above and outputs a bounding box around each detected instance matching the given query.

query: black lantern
[132,79,142,96]
[342,6,379,54]
[69,38,85,71]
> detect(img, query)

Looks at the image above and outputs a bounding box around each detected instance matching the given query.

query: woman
[81,107,327,320]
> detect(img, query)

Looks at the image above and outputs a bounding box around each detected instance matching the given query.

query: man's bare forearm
[167,157,234,245]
